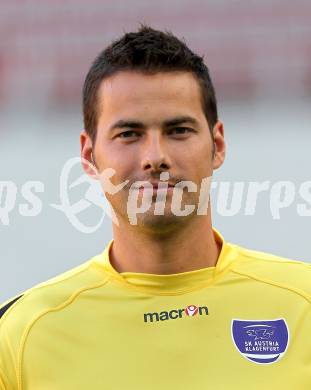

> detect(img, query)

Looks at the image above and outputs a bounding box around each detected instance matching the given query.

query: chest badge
[231,318,289,364]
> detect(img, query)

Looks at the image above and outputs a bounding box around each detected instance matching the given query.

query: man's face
[81,70,225,231]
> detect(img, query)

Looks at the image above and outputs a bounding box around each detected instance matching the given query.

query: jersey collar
[96,228,237,294]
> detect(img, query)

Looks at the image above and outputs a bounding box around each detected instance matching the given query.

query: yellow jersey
[1,229,311,389]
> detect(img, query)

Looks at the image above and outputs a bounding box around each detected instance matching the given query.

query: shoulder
[0,295,23,320]
[0,254,109,384]
[229,243,311,303]
[0,254,108,336]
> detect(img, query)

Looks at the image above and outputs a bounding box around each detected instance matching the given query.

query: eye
[118,130,141,139]
[168,127,192,135]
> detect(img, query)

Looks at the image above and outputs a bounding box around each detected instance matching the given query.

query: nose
[141,131,171,173]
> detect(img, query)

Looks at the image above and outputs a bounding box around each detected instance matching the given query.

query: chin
[135,209,195,235]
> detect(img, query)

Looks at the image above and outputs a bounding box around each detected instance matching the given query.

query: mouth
[133,182,176,196]
[137,182,175,190]
[151,183,175,189]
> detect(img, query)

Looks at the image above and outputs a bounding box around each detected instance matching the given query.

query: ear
[212,120,226,170]
[80,130,98,179]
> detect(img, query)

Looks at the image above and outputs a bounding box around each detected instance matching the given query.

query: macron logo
[144,305,209,323]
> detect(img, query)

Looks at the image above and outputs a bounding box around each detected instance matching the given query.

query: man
[1,26,311,389]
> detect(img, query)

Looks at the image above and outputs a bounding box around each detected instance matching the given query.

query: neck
[110,212,221,275]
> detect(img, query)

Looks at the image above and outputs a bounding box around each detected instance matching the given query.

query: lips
[150,183,175,189]
[135,181,176,190]
[150,179,177,187]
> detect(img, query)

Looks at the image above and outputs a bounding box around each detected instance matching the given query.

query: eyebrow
[109,115,199,132]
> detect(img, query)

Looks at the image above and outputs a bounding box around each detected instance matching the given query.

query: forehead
[97,71,206,122]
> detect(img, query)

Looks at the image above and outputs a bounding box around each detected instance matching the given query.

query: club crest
[231,318,289,364]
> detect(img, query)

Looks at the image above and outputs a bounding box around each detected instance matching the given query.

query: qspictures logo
[143,304,209,323]
[4,156,311,233]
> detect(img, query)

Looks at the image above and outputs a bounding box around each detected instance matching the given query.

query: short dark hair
[83,25,218,143]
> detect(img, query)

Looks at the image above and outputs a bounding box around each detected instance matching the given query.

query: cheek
[96,142,137,177]
[180,140,213,170]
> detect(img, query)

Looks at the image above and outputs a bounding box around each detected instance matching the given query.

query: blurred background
[1,0,311,302]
